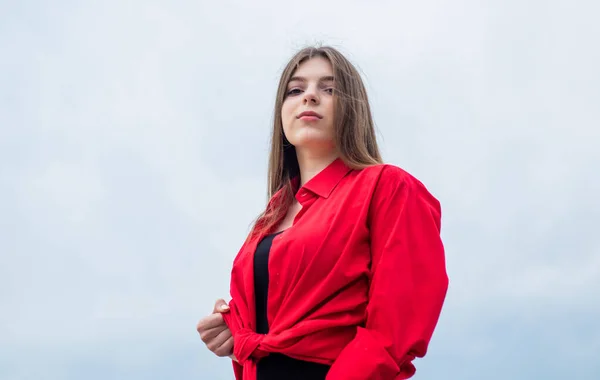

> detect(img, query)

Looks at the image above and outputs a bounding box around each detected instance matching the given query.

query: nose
[302,84,320,105]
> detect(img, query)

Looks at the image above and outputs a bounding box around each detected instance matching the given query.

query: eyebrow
[288,75,335,84]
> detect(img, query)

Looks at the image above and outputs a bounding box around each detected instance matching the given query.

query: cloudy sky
[1,0,599,379]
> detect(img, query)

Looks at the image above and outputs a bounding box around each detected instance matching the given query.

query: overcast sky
[1,0,599,379]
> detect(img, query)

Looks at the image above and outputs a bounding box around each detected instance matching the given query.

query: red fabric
[222,158,449,380]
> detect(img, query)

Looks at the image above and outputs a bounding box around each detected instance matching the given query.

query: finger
[213,299,230,313]
[199,325,223,343]
[207,328,233,356]
[197,313,225,332]
[214,336,234,357]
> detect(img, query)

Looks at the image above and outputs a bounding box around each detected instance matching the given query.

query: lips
[297,111,323,119]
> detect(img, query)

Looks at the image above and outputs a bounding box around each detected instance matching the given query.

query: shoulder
[358,163,440,210]
[356,163,424,192]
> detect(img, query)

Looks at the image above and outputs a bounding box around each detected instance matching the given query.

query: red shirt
[222,158,448,380]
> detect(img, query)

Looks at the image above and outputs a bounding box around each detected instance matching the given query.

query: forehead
[291,56,334,79]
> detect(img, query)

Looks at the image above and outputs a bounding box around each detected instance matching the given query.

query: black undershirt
[253,231,331,380]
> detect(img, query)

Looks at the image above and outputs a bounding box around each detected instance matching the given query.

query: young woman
[197,46,449,380]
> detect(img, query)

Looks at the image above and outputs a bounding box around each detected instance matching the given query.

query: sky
[1,0,599,379]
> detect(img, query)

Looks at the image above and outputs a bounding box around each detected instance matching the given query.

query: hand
[197,299,235,358]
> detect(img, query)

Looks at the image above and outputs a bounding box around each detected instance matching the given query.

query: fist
[197,299,234,358]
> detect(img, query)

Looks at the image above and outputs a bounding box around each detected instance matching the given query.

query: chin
[289,136,334,150]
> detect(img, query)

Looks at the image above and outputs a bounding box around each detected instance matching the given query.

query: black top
[253,231,331,380]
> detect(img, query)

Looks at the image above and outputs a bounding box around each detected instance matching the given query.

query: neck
[295,148,339,187]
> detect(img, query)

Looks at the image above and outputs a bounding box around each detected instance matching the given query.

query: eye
[286,88,302,96]
[324,87,334,94]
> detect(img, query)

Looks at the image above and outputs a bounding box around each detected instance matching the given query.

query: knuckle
[207,342,218,352]
[196,317,209,331]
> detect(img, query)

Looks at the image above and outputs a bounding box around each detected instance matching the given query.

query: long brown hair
[252,45,383,237]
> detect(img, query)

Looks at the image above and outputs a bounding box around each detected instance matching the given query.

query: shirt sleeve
[326,166,449,380]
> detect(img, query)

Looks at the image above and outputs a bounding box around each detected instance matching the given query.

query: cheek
[325,97,335,119]
[324,100,335,135]
[281,102,293,128]
[282,101,301,139]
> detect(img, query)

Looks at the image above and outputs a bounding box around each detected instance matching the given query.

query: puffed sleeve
[326,166,449,380]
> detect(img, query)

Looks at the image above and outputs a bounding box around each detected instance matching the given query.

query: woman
[197,46,449,380]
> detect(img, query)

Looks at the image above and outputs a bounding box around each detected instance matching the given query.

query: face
[281,56,335,153]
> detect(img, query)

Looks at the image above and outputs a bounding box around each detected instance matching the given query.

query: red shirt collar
[294,158,352,199]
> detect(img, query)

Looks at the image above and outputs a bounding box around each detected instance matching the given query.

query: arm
[326,167,449,380]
